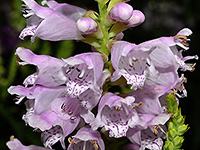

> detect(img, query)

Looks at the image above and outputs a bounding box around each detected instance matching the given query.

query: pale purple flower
[111,28,198,91]
[126,10,145,27]
[7,138,51,150]
[20,0,87,42]
[91,92,142,138]
[127,127,166,150]
[15,47,108,109]
[8,46,110,148]
[127,113,170,150]
[54,52,105,99]
[125,85,175,115]
[109,3,133,22]
[8,85,81,149]
[140,128,164,150]
[16,47,107,96]
[15,47,66,88]
[111,41,155,90]
[67,126,105,150]
[76,17,98,34]
[138,28,198,73]
[134,28,198,95]
[122,84,171,150]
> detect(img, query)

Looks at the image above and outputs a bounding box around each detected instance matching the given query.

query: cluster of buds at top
[109,3,145,27]
[19,0,145,52]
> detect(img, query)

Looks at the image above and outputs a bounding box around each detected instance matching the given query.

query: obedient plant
[7,0,197,150]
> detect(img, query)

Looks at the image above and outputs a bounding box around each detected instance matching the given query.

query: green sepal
[174,108,182,119]
[169,128,177,139]
[173,136,184,148]
[177,116,185,125]
[168,121,174,130]
[177,124,190,135]
[108,22,128,38]
[83,10,100,22]
[80,35,101,48]
[163,141,174,150]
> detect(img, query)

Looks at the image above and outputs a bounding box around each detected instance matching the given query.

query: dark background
[1,0,199,149]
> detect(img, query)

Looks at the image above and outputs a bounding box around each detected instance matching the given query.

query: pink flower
[20,0,87,42]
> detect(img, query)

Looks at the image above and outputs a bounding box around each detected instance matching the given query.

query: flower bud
[76,17,98,34]
[110,3,133,22]
[126,10,145,27]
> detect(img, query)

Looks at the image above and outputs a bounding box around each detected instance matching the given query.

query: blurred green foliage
[1,0,200,149]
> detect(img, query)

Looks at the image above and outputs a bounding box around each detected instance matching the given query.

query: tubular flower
[19,0,87,42]
[111,41,155,90]
[7,48,109,148]
[127,127,167,150]
[125,85,175,115]
[67,126,105,150]
[15,47,108,112]
[91,92,142,138]
[135,28,198,91]
[127,113,170,150]
[15,47,66,87]
[56,52,105,96]
[53,52,108,115]
[138,128,164,150]
[138,28,198,73]
[8,85,81,149]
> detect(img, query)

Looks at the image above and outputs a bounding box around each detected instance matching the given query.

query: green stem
[97,0,110,57]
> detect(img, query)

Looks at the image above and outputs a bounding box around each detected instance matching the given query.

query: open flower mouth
[118,52,150,90]
[101,105,130,138]
[174,35,189,48]
[21,6,34,19]
[61,98,81,120]
[63,64,94,98]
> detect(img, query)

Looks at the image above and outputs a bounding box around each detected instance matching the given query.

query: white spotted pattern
[102,106,129,138]
[41,126,63,149]
[65,64,94,98]
[118,55,148,90]
[19,26,37,40]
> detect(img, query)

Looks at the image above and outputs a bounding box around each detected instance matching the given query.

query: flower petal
[42,0,87,21]
[15,47,66,86]
[41,126,65,149]
[7,138,51,150]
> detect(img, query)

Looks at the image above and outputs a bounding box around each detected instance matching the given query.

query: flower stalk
[97,0,110,57]
[163,93,190,150]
